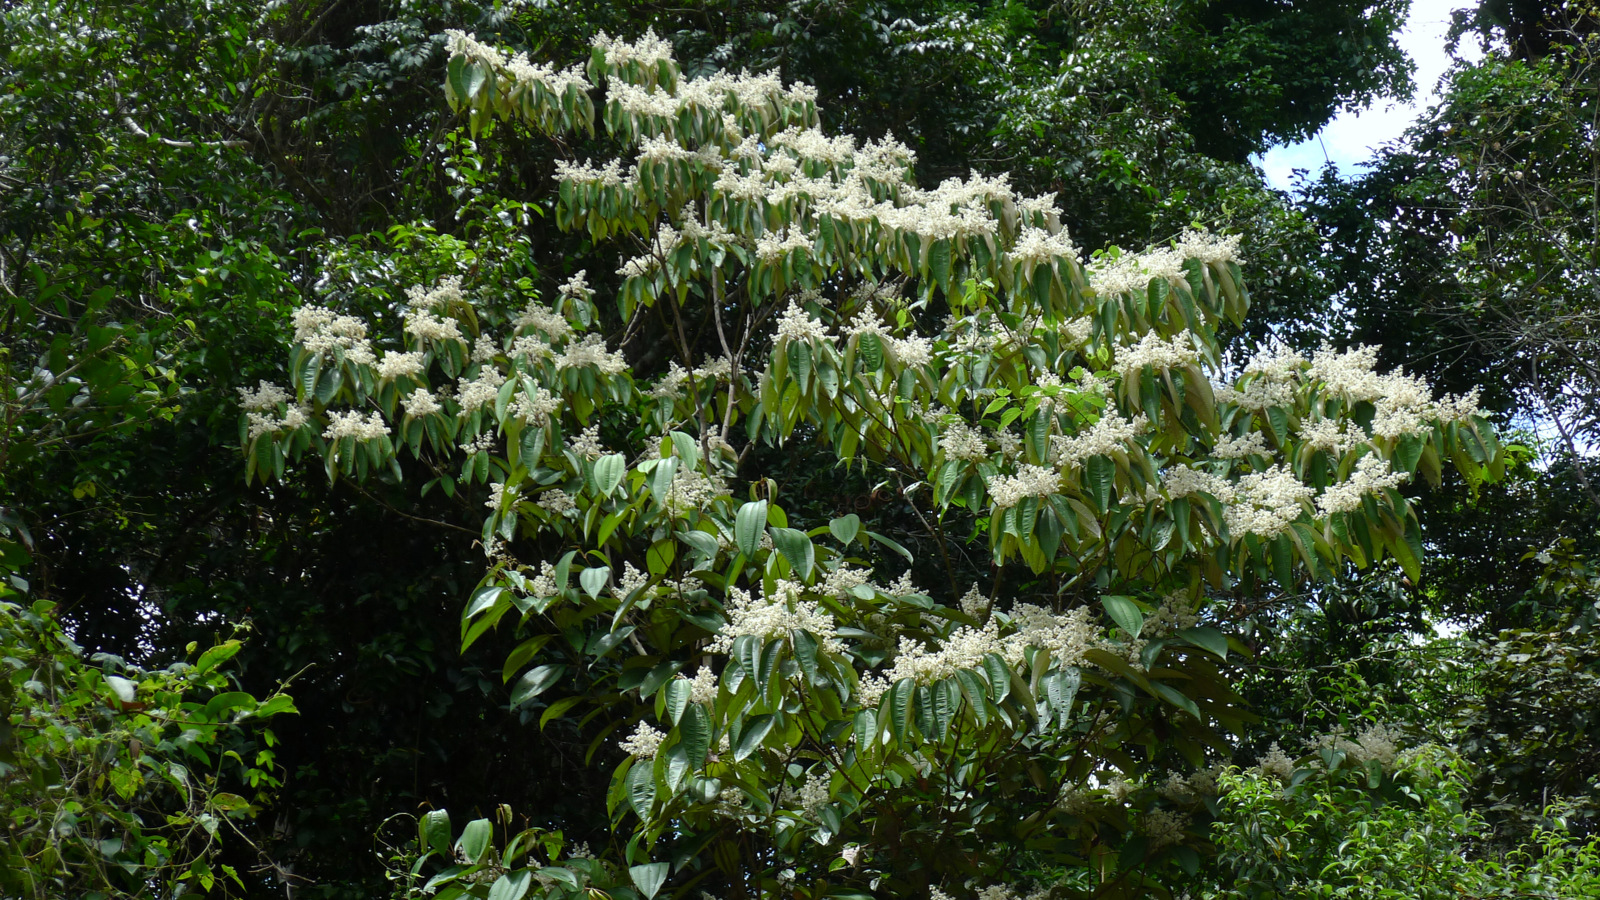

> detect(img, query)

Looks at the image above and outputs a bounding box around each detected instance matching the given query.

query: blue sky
[1254,0,1480,190]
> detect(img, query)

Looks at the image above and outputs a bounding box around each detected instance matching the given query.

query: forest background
[3,0,1599,897]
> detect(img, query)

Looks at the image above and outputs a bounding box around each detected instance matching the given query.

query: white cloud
[1256,0,1481,190]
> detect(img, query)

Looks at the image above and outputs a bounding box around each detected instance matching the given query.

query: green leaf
[195,641,242,675]
[579,566,610,598]
[422,809,452,856]
[1086,454,1114,512]
[664,678,691,725]
[828,513,861,546]
[734,713,774,761]
[488,871,532,900]
[630,862,671,900]
[769,527,815,579]
[456,818,492,864]
[680,704,711,766]
[1100,595,1144,638]
[105,675,137,705]
[510,665,565,707]
[592,453,627,497]
[735,500,768,558]
[1178,626,1227,660]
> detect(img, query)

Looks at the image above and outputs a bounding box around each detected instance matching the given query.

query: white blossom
[709,582,842,654]
[1212,431,1267,460]
[238,380,289,411]
[1224,464,1314,539]
[619,721,667,759]
[988,464,1061,509]
[775,299,830,344]
[537,489,576,516]
[566,424,606,460]
[322,409,389,442]
[377,351,425,381]
[402,388,442,418]
[558,333,628,374]
[940,420,990,461]
[1316,453,1409,517]
[1113,331,1200,379]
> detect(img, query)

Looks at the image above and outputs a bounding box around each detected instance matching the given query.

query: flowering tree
[243,29,1503,900]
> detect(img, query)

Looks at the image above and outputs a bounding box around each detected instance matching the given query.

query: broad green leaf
[735,500,768,558]
[630,862,671,900]
[1178,626,1227,660]
[769,526,815,579]
[456,818,492,864]
[1100,595,1144,638]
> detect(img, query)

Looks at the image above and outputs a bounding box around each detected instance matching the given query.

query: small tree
[244,30,1503,900]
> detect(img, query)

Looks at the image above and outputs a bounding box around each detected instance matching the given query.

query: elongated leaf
[734,713,774,761]
[488,871,532,900]
[510,665,565,707]
[680,704,711,766]
[735,500,767,558]
[1101,595,1144,638]
[769,526,815,579]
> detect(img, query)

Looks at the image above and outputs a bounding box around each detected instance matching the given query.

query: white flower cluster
[940,420,990,461]
[958,585,988,618]
[1211,430,1268,460]
[1010,602,1100,667]
[592,28,675,70]
[1157,464,1232,502]
[1309,344,1482,438]
[1298,417,1363,456]
[755,227,814,261]
[662,466,723,515]
[615,562,650,600]
[988,464,1062,509]
[245,402,310,440]
[1050,410,1149,468]
[292,306,376,365]
[1112,331,1200,379]
[820,564,872,599]
[510,385,560,425]
[566,424,606,460]
[1090,248,1185,297]
[238,380,289,411]
[515,300,573,342]
[618,721,667,759]
[1142,809,1190,849]
[404,275,464,310]
[537,489,576,516]
[556,158,628,188]
[685,666,718,705]
[1142,592,1199,637]
[322,409,389,441]
[376,351,425,381]
[883,619,1013,685]
[1175,228,1243,264]
[557,333,628,374]
[1310,722,1403,770]
[527,562,559,601]
[1006,226,1080,269]
[405,309,465,345]
[1257,742,1296,782]
[1316,453,1409,517]
[708,581,842,654]
[775,299,830,344]
[1223,464,1315,538]
[456,368,506,414]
